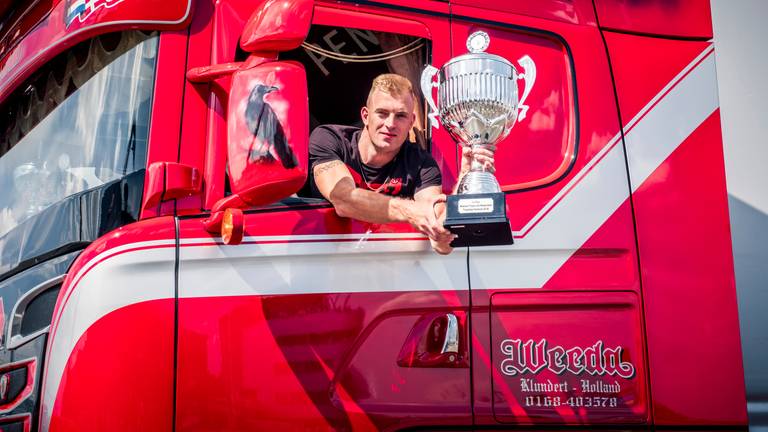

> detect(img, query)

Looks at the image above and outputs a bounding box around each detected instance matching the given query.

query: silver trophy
[421,31,535,246]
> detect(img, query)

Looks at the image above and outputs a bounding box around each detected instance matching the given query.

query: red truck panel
[42,218,178,430]
[604,31,747,425]
[594,0,713,39]
[490,291,648,424]
[2,0,744,430]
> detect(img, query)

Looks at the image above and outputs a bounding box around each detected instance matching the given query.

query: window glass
[0,31,158,237]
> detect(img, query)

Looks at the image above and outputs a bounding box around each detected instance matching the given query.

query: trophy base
[444,193,513,247]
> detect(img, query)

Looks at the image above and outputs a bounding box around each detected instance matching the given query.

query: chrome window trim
[5,275,64,350]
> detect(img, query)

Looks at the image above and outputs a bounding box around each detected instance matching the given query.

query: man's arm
[414,185,455,254]
[313,160,451,242]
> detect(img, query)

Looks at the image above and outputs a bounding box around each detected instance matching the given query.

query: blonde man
[309,74,493,254]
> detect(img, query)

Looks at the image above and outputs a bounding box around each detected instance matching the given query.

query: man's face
[361,89,416,153]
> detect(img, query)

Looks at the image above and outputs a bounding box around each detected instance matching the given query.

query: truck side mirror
[222,61,309,211]
[190,0,313,243]
[201,60,309,244]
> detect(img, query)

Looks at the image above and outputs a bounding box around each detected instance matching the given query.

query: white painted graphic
[499,338,636,379]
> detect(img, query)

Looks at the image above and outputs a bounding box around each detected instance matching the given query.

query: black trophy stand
[444,192,514,247]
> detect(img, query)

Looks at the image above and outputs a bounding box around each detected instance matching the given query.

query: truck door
[175,1,473,430]
[446,2,651,426]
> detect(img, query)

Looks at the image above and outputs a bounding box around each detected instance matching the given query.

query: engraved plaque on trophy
[421,31,536,247]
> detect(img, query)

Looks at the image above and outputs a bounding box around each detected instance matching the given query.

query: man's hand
[400,194,446,238]
[459,145,496,182]
[414,187,455,255]
[429,196,455,255]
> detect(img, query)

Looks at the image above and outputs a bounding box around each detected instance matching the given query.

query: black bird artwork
[244,84,298,169]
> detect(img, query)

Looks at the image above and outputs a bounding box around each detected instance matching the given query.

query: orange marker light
[221,208,244,245]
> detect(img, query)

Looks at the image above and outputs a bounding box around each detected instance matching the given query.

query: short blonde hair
[366,73,416,106]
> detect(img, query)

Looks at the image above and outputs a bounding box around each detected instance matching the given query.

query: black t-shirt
[308,124,442,198]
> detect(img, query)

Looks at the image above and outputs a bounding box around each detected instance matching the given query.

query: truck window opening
[275,25,429,199]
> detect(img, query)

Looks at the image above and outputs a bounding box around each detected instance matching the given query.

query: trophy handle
[516,54,536,122]
[420,64,441,129]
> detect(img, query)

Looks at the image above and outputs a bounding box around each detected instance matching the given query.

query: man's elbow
[327,183,356,219]
[331,199,353,218]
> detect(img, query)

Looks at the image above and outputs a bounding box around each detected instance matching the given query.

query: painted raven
[244,84,298,169]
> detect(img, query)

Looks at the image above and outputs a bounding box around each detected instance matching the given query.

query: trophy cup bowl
[421,32,535,247]
[439,53,518,195]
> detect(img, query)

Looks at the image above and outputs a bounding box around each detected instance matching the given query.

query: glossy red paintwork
[177,294,471,430]
[312,4,431,39]
[143,162,202,209]
[140,31,192,218]
[543,200,640,292]
[603,31,712,125]
[472,222,644,426]
[631,112,746,425]
[240,0,312,53]
[0,2,49,58]
[605,30,745,425]
[471,199,644,425]
[47,300,175,432]
[177,0,219,212]
[176,199,472,430]
[594,0,713,39]
[450,0,597,26]
[186,62,242,83]
[43,218,176,430]
[0,0,192,105]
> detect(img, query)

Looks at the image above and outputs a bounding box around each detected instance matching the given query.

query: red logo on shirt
[382,178,403,196]
[346,163,404,195]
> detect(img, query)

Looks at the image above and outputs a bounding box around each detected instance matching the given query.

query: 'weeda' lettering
[500,338,636,379]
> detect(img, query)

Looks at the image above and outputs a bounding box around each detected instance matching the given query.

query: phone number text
[524,395,619,408]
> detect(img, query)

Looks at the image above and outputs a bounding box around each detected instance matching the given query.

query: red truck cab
[0,0,746,430]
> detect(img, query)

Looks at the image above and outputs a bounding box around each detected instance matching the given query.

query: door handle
[397,312,468,368]
[441,313,459,355]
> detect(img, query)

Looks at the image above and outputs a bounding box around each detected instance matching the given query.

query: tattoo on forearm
[315,160,343,176]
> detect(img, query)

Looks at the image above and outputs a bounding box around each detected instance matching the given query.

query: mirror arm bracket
[143,162,202,210]
[203,193,250,233]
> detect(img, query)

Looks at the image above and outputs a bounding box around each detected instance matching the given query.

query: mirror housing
[241,0,313,53]
[223,61,309,210]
